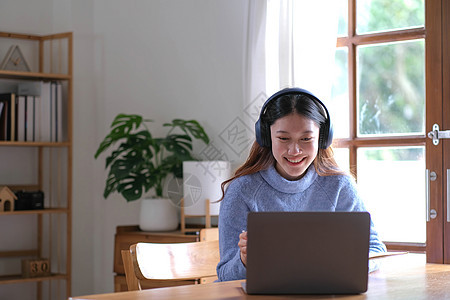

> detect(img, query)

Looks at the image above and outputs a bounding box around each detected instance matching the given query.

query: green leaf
[164,119,210,144]
[117,173,148,201]
[111,114,144,132]
[94,114,151,158]
[105,142,129,168]
[94,114,145,158]
[110,159,136,180]
[162,134,192,155]
[103,172,119,199]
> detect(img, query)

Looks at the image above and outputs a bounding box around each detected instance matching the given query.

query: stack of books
[0,81,64,142]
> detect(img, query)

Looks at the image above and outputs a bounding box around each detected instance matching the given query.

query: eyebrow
[275,130,314,134]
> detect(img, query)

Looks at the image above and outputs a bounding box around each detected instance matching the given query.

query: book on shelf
[0,93,16,141]
[31,95,40,142]
[15,95,40,142]
[17,95,26,141]
[54,82,63,142]
[0,101,5,140]
[39,81,51,142]
[26,95,36,141]
[17,81,64,142]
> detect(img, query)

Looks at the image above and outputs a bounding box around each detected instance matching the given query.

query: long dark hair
[219,93,346,200]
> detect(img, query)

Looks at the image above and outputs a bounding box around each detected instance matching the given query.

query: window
[330,0,426,250]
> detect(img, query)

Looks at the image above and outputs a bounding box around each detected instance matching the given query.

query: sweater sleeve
[216,178,252,281]
[333,176,387,255]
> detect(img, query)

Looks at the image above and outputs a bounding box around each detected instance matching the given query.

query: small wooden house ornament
[0,186,16,212]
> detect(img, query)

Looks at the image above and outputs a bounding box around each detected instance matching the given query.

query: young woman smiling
[216,88,386,282]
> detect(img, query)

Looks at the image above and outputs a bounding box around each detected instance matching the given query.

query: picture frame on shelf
[0,45,31,72]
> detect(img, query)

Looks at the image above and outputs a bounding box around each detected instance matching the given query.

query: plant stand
[180,198,216,233]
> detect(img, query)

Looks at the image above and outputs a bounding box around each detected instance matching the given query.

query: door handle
[428,123,450,145]
[426,169,430,222]
[426,169,437,222]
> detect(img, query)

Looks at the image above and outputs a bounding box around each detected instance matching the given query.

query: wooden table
[70,253,450,299]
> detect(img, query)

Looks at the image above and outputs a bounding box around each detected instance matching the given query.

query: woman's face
[270,113,320,181]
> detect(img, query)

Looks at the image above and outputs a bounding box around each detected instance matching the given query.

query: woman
[216,88,386,282]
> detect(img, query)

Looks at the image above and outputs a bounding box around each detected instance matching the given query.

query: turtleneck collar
[259,164,317,194]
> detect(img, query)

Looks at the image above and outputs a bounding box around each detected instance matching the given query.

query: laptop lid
[245,211,370,295]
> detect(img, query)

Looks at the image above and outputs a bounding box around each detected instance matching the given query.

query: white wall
[0,0,249,297]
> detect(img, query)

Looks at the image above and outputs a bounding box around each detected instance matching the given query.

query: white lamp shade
[183,161,231,215]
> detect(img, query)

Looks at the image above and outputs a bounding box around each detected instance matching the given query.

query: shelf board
[0,273,67,285]
[0,70,70,81]
[0,249,39,258]
[0,141,70,147]
[0,208,68,216]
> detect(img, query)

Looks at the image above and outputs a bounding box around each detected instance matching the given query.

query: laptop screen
[245,211,370,295]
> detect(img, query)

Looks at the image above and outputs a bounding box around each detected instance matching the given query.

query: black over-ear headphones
[254,87,333,149]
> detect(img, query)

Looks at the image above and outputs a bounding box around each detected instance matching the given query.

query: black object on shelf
[14,190,44,210]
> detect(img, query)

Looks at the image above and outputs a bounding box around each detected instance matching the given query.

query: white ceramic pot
[139,197,178,231]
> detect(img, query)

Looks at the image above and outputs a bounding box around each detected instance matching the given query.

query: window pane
[333,147,350,174]
[357,0,425,34]
[357,40,425,136]
[331,47,349,138]
[357,146,425,243]
[337,0,348,36]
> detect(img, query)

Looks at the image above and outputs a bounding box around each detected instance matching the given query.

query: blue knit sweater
[216,164,386,282]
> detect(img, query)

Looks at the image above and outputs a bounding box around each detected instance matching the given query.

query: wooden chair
[121,230,219,291]
[199,227,219,241]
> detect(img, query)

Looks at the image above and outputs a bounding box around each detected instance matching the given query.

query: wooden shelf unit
[0,31,72,299]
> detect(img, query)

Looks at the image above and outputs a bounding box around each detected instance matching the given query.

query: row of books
[0,81,64,142]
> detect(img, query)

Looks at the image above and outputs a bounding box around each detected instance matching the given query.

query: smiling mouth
[286,157,306,164]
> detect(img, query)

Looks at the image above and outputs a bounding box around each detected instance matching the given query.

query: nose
[288,142,302,155]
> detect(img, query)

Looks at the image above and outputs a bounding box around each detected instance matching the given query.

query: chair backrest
[121,249,141,291]
[199,227,219,241]
[121,232,219,291]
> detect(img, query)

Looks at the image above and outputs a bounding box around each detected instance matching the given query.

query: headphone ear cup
[319,121,333,149]
[255,119,263,146]
[255,118,271,147]
[260,121,271,147]
[327,123,334,148]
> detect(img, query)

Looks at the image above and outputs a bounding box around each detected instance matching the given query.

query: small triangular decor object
[0,45,31,71]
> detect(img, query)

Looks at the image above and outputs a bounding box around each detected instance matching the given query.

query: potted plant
[94,113,209,231]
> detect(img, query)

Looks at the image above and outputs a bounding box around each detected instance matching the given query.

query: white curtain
[243,0,268,131]
[244,0,340,129]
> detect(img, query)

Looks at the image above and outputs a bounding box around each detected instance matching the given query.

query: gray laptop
[244,211,370,295]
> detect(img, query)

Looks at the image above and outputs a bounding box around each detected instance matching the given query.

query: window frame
[334,0,426,253]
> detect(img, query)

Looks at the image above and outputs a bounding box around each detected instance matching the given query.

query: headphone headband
[254,87,333,149]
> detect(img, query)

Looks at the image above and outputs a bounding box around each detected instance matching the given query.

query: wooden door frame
[443,0,450,264]
[426,0,446,264]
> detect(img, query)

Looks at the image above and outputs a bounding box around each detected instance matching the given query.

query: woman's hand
[238,231,248,266]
